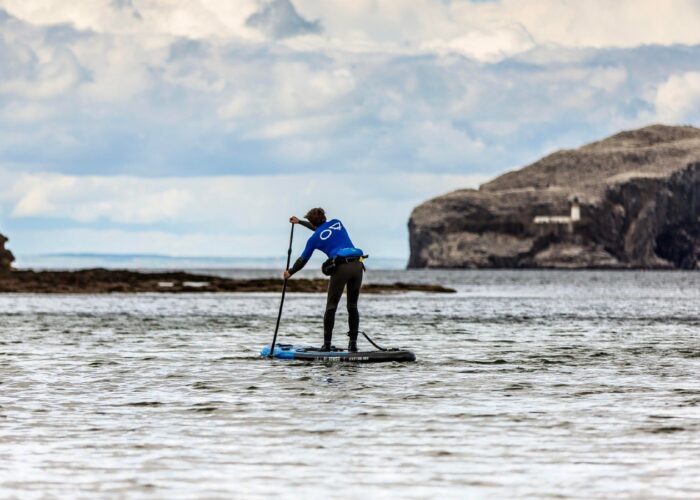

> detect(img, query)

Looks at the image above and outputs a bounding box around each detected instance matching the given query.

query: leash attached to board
[360,331,392,352]
[269,223,295,358]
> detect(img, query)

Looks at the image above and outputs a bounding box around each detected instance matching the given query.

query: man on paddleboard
[283,208,366,352]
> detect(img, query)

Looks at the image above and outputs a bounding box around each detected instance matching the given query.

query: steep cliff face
[408,125,700,269]
[0,233,14,272]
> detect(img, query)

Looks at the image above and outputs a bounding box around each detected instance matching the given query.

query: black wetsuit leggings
[324,260,363,345]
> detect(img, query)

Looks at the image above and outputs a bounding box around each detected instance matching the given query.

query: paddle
[268,222,295,358]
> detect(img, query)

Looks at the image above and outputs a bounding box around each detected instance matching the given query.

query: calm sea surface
[1,269,700,498]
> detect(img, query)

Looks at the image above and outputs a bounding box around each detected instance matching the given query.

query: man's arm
[298,219,315,231]
[287,235,316,276]
[290,215,316,231]
[288,256,307,275]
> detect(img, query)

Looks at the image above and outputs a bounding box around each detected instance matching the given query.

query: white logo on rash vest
[319,221,342,241]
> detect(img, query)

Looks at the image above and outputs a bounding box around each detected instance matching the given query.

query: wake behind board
[261,344,416,363]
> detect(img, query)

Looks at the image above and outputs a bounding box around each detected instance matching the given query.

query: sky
[2,0,700,261]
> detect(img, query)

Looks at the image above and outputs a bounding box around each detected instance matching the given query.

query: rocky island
[0,233,14,271]
[409,124,700,269]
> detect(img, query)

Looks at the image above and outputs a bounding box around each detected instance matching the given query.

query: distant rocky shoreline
[409,125,700,269]
[0,268,456,294]
[0,234,454,293]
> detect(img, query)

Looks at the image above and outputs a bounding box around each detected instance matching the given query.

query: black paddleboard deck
[261,344,416,363]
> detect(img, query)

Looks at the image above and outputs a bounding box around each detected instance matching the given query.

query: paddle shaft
[269,223,295,357]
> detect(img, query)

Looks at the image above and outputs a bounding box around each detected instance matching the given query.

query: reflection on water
[1,270,700,498]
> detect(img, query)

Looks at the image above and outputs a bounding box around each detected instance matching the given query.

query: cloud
[0,1,259,39]
[288,0,700,56]
[498,0,700,49]
[3,0,700,51]
[422,23,535,62]
[414,121,485,167]
[0,14,87,100]
[1,3,698,180]
[109,0,142,19]
[654,71,700,123]
[0,170,487,257]
[10,175,192,224]
[246,0,321,39]
[110,0,133,8]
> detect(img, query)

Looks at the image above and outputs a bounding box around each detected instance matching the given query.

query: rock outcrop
[0,269,456,294]
[0,233,14,272]
[408,124,700,269]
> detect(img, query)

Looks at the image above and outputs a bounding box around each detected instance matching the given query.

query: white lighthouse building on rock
[533,198,581,225]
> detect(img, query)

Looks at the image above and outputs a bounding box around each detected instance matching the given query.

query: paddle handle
[269,223,295,357]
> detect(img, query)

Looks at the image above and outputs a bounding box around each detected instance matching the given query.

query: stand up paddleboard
[261,344,416,363]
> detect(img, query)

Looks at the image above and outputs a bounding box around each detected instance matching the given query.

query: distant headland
[409,124,700,269]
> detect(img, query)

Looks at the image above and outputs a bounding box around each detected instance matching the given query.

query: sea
[1,256,700,498]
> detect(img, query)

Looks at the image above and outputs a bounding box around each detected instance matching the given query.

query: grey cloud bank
[2,5,700,178]
[246,0,321,39]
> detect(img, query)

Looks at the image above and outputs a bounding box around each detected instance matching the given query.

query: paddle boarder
[283,208,365,352]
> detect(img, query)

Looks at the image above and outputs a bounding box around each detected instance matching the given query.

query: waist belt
[322,254,369,275]
[336,254,368,264]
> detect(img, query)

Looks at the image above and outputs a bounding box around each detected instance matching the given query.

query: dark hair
[305,207,327,227]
